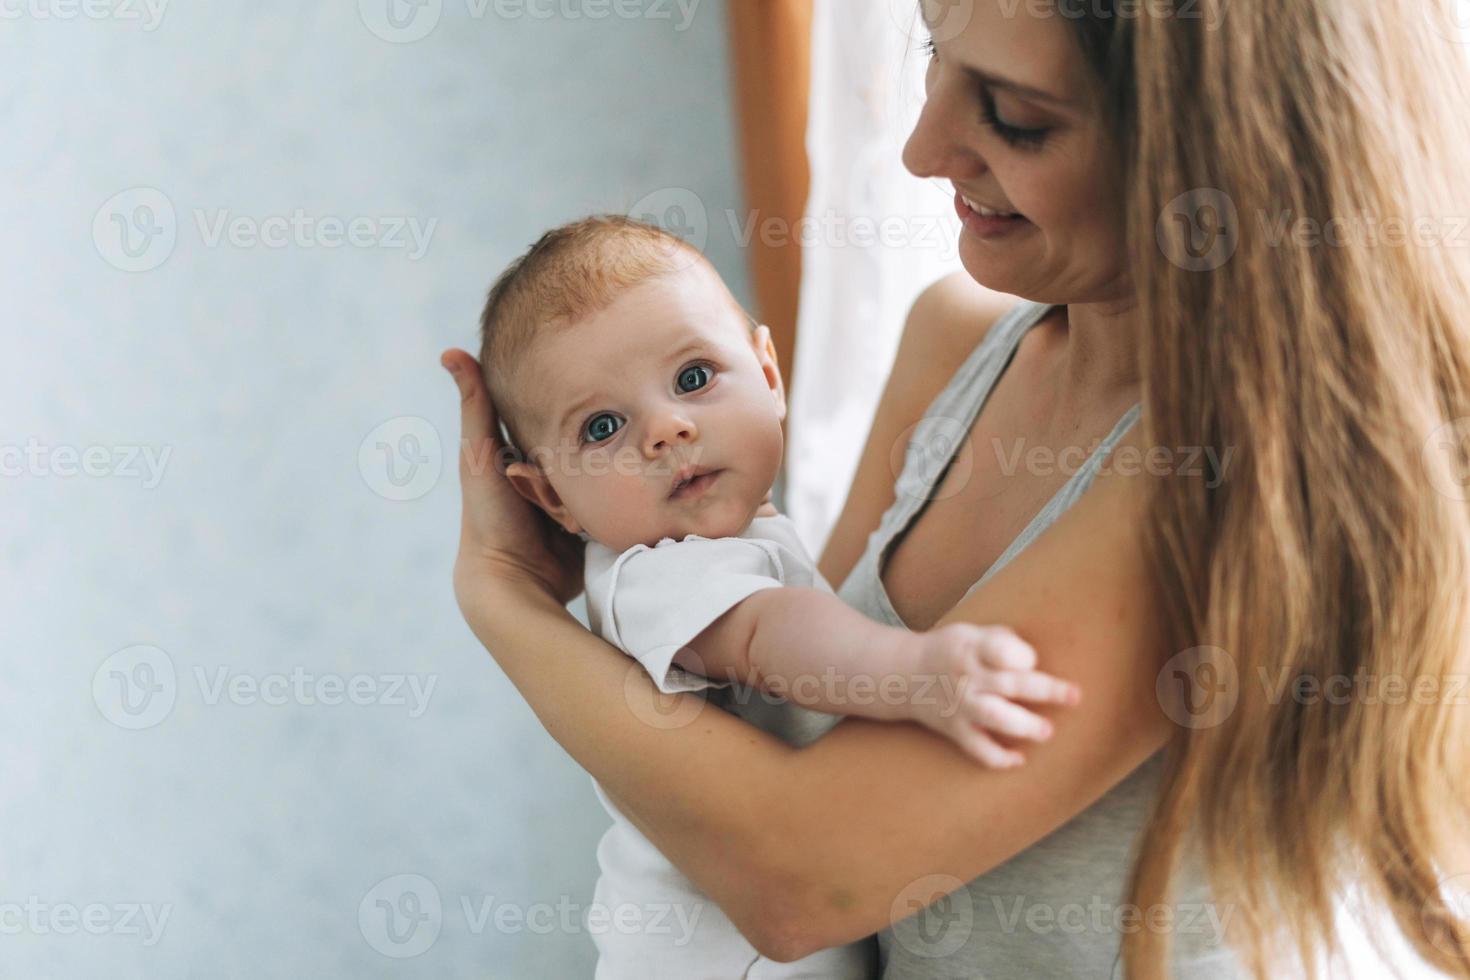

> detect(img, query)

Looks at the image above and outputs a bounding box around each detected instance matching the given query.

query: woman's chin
[955,244,1031,299]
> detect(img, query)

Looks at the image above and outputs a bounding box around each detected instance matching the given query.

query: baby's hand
[901,623,1081,768]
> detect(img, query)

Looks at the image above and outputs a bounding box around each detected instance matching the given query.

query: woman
[441,1,1470,976]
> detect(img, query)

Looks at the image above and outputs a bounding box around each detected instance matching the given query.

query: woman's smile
[955,190,1032,239]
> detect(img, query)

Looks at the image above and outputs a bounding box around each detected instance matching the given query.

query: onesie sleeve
[599,535,790,694]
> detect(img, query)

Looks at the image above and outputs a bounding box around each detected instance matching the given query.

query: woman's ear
[505,460,583,536]
[751,324,787,423]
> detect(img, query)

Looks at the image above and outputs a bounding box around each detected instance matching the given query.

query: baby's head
[479,215,787,553]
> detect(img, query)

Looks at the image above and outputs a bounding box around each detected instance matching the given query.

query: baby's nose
[644,411,698,456]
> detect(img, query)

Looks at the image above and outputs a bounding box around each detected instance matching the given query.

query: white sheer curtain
[783,0,963,561]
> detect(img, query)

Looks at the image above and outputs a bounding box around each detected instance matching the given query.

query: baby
[478,215,1080,979]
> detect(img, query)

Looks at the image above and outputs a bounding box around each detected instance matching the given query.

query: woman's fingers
[441,348,502,486]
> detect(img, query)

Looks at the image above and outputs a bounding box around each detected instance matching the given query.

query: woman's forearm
[463,573,1163,961]
[463,576,814,953]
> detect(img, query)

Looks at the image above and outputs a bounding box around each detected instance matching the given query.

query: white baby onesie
[582,512,876,980]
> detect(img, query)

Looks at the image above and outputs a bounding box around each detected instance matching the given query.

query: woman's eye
[980,90,1051,150]
[921,33,1049,149]
[583,413,622,444]
[677,363,712,393]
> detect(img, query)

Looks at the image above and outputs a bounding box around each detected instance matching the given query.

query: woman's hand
[441,348,586,612]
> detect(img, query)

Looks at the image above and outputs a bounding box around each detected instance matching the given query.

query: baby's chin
[593,500,767,551]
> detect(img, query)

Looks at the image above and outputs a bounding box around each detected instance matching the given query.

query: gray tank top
[826,301,1246,978]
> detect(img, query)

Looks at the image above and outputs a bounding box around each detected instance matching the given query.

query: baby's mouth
[669,466,722,499]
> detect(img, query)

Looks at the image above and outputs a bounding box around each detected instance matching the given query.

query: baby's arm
[677,586,1081,768]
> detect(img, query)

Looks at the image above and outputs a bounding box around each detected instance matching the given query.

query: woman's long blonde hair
[1073,0,1470,975]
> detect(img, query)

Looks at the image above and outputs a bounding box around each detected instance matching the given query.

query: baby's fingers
[955,727,1027,769]
[973,627,1037,671]
[964,692,1055,742]
[979,668,1081,707]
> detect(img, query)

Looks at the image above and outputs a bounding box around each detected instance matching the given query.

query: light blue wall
[1,2,749,976]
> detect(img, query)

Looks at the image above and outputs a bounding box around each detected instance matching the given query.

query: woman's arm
[448,342,1170,961]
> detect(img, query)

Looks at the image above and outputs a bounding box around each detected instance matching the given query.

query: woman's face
[902,1,1130,305]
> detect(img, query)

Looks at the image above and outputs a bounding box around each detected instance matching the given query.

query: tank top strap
[887,300,1054,519]
[836,300,1143,629]
[959,400,1142,601]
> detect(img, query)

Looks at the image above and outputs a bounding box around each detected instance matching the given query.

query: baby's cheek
[597,474,658,532]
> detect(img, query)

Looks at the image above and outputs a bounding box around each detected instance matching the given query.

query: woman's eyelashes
[978,89,1051,150]
[578,361,717,446]
[920,35,1053,150]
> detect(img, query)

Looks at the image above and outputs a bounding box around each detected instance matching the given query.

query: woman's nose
[643,409,698,457]
[902,81,983,182]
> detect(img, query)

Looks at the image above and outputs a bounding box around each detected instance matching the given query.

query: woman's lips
[955,191,1031,239]
[670,469,721,500]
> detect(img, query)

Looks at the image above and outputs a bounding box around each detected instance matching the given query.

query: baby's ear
[504,460,583,536]
[751,324,787,423]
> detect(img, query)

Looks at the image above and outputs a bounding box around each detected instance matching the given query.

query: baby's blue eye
[579,362,715,446]
[678,364,711,392]
[584,413,622,444]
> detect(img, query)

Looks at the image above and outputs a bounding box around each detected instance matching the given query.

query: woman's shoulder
[902,271,1027,378]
